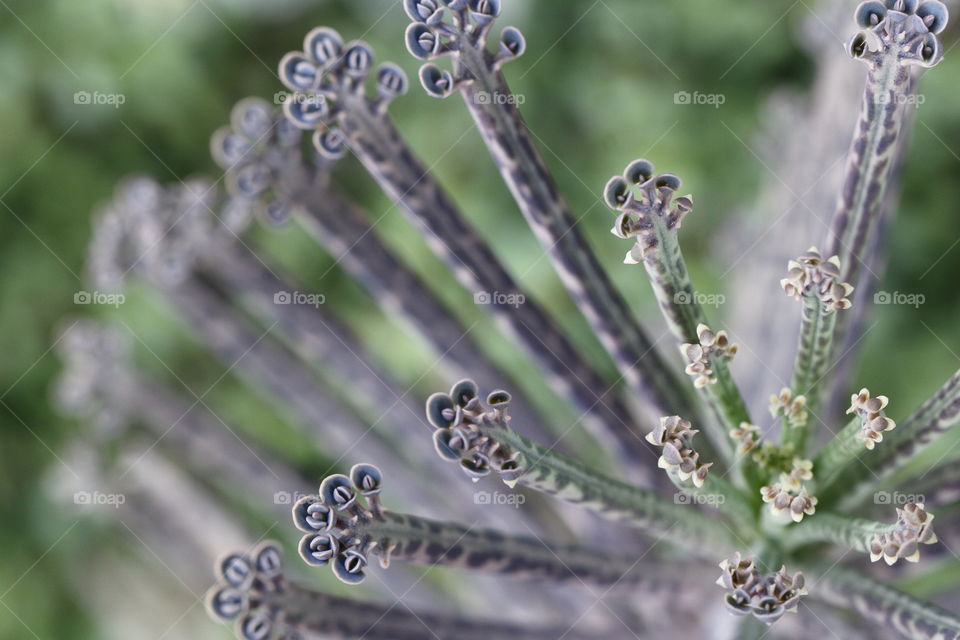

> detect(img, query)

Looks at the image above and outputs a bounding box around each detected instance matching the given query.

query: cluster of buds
[847,387,896,449]
[278,27,410,153]
[292,464,386,584]
[761,458,818,523]
[729,422,761,456]
[210,97,306,228]
[205,541,299,640]
[849,0,948,68]
[403,0,527,99]
[52,321,132,434]
[716,554,806,624]
[88,177,220,289]
[646,416,712,488]
[679,324,738,388]
[604,159,693,264]
[769,387,809,429]
[425,379,521,485]
[869,502,938,565]
[780,247,854,312]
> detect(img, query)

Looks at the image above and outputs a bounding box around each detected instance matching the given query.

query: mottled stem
[453,45,694,424]
[487,426,740,552]
[427,382,745,554]
[812,415,863,492]
[343,510,682,591]
[161,278,484,522]
[279,35,657,476]
[787,295,837,450]
[781,511,896,553]
[810,565,960,640]
[645,216,748,459]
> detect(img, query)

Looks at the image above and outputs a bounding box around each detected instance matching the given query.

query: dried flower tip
[647,416,712,488]
[717,554,806,624]
[781,247,854,311]
[868,502,937,565]
[849,0,948,67]
[846,387,896,449]
[680,324,737,388]
[604,159,693,260]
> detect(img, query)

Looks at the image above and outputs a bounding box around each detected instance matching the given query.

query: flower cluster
[205,542,288,640]
[210,97,305,228]
[869,502,938,565]
[761,458,818,523]
[646,416,712,488]
[403,0,527,99]
[781,247,854,312]
[292,464,386,584]
[716,554,806,624]
[604,159,694,264]
[679,323,738,388]
[849,0,948,67]
[425,380,520,484]
[847,387,896,449]
[278,27,409,154]
[729,422,761,455]
[769,387,809,429]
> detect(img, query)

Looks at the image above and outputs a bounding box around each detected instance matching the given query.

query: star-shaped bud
[846,387,896,449]
[647,416,713,488]
[781,247,854,311]
[604,159,693,262]
[868,502,937,565]
[849,0,949,68]
[680,324,738,388]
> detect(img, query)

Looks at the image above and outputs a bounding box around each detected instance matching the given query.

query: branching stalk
[426,380,747,554]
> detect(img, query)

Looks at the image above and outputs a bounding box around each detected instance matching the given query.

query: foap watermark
[473,490,526,508]
[74,290,125,308]
[273,490,312,505]
[875,491,925,505]
[74,491,126,508]
[74,91,126,108]
[474,290,526,308]
[274,91,325,108]
[674,91,725,109]
[274,291,326,308]
[874,291,924,308]
[473,91,525,106]
[674,491,725,507]
[875,92,925,108]
[674,291,726,308]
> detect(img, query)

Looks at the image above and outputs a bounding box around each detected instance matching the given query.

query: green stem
[646,215,749,464]
[663,468,756,529]
[479,418,746,555]
[812,416,863,492]
[781,511,894,553]
[785,297,837,453]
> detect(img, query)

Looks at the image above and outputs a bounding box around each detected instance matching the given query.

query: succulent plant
[55,1,960,639]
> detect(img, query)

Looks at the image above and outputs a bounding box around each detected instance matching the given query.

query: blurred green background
[2,0,959,637]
